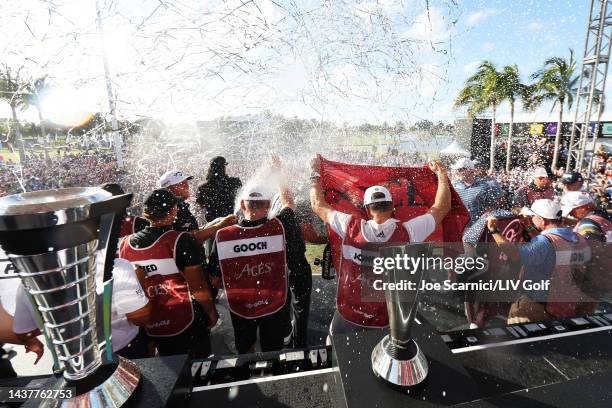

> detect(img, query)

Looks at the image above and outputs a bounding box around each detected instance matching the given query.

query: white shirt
[12,258,148,352]
[328,211,436,243]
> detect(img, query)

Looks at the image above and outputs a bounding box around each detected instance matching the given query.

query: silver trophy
[0,187,140,407]
[371,243,430,387]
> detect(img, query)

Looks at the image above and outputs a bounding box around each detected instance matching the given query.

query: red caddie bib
[119,230,194,337]
[120,216,148,238]
[216,218,288,319]
[338,217,411,327]
[543,232,591,318]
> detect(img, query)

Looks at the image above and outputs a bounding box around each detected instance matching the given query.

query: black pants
[152,303,211,358]
[116,328,151,360]
[291,276,312,348]
[0,347,16,379]
[230,302,291,354]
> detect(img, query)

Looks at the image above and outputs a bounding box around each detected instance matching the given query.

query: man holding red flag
[309,156,452,333]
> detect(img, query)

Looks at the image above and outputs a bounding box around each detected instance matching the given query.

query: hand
[218,214,237,228]
[205,306,219,329]
[310,156,321,173]
[486,216,499,232]
[428,160,447,178]
[24,338,44,364]
[270,153,281,170]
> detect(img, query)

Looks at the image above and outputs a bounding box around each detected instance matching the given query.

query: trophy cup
[0,187,140,407]
[371,243,430,387]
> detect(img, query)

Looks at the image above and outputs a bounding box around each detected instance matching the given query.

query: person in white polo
[309,157,451,332]
[12,258,151,359]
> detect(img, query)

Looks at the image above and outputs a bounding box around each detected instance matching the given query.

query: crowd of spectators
[0,138,609,216]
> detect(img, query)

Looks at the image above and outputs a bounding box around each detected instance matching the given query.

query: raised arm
[309,156,335,224]
[191,214,237,245]
[271,153,295,210]
[427,161,451,226]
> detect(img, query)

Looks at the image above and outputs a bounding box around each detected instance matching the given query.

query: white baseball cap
[532,167,549,178]
[240,184,273,201]
[158,170,193,188]
[521,199,562,220]
[561,191,595,217]
[451,157,475,170]
[363,186,392,205]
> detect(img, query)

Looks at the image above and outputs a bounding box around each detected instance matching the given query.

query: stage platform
[3,276,612,407]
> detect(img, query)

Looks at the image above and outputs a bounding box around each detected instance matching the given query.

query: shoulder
[277,207,297,225]
[229,177,242,187]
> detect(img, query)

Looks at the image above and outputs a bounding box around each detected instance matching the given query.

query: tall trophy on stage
[0,187,140,407]
[371,243,430,387]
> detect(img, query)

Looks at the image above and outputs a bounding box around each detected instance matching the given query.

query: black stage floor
[199,276,612,408]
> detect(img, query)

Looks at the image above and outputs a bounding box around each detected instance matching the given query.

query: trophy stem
[371,243,431,387]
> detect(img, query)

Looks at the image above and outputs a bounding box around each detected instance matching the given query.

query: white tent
[440,140,470,156]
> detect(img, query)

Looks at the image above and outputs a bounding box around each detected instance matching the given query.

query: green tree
[24,76,52,160]
[529,49,579,171]
[498,64,528,172]
[454,60,502,171]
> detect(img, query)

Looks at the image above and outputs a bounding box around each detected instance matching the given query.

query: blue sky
[0,0,603,126]
[447,0,592,123]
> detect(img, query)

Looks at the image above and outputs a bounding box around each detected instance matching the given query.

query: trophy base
[39,356,140,408]
[371,335,428,387]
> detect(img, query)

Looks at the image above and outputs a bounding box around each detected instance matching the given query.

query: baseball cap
[363,186,392,205]
[241,184,273,201]
[561,171,584,185]
[532,167,549,178]
[144,189,178,218]
[210,156,227,166]
[451,157,475,170]
[521,199,562,220]
[158,170,193,188]
[561,191,595,217]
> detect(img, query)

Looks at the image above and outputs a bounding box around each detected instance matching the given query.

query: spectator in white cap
[158,169,199,231]
[309,156,450,332]
[451,157,502,227]
[512,166,555,209]
[562,191,611,242]
[207,168,312,354]
[487,199,593,323]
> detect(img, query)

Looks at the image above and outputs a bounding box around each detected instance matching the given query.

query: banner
[319,156,470,272]
[530,123,544,135]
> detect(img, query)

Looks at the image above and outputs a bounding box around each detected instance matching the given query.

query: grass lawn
[305,243,325,275]
[0,147,107,163]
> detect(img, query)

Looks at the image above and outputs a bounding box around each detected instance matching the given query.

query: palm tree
[529,49,579,171]
[497,64,528,172]
[454,60,502,171]
[0,64,28,157]
[25,76,51,160]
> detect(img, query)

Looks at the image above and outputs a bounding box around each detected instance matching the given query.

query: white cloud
[522,21,544,33]
[405,7,450,42]
[466,9,497,26]
[463,60,480,74]
[482,42,495,52]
